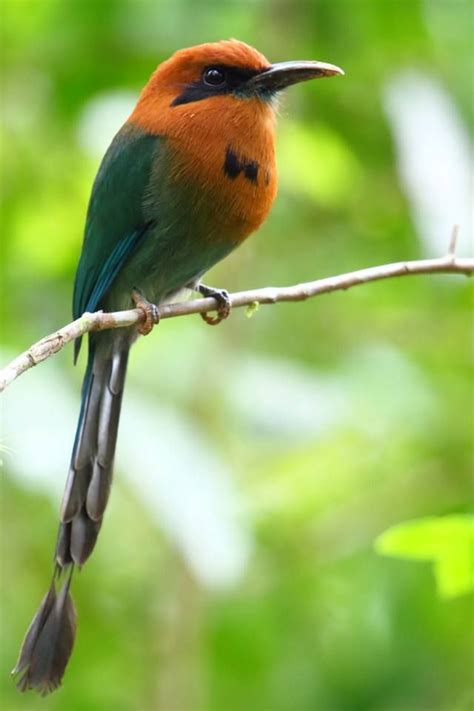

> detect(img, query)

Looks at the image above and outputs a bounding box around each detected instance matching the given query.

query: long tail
[12,340,130,694]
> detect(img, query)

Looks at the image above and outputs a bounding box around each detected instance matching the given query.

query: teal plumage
[73,125,158,333]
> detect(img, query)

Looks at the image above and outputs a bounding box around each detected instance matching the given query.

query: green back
[73,124,160,321]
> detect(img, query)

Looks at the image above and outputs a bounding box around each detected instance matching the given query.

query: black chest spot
[223,146,260,184]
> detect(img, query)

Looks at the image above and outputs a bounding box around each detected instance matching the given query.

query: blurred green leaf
[375,515,474,599]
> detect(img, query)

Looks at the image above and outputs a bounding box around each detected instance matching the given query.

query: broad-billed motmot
[13,40,343,693]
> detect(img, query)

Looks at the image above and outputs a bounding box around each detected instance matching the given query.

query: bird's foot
[195,283,231,326]
[131,289,160,335]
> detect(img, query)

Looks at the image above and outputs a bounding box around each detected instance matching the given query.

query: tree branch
[1,247,472,393]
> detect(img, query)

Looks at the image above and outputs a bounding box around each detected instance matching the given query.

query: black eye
[203,67,226,86]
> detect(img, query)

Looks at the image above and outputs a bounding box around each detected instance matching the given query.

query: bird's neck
[129,95,278,241]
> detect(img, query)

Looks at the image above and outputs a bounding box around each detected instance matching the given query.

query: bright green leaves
[375,515,474,599]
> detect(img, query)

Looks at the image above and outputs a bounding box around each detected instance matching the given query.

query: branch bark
[1,250,472,393]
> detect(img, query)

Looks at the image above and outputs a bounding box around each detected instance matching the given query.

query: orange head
[130,39,343,133]
[128,40,343,239]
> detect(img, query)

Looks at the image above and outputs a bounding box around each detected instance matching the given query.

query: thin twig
[1,251,472,393]
[448,224,460,258]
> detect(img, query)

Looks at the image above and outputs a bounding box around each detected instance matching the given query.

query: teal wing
[73,123,160,360]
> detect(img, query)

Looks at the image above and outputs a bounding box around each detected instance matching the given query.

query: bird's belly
[104,193,239,311]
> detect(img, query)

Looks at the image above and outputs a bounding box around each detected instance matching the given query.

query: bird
[12,39,343,694]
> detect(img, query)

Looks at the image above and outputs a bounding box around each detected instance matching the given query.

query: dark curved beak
[247,60,344,93]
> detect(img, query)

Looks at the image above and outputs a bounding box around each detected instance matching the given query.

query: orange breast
[129,92,278,244]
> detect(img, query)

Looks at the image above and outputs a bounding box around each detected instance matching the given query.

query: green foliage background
[1,1,472,709]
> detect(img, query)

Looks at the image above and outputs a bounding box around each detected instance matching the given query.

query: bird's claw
[197,284,231,326]
[131,289,160,335]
